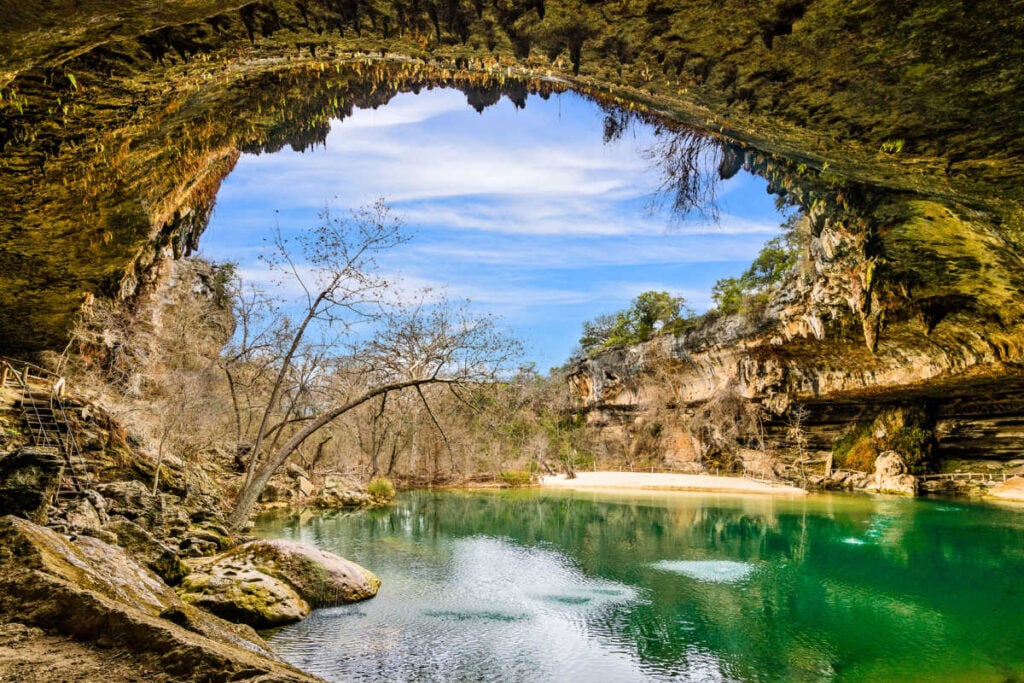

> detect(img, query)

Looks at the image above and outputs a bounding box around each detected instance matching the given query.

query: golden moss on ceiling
[0,0,1022,354]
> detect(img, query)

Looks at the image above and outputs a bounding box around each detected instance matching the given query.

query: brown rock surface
[0,515,320,682]
[179,539,380,628]
[869,451,918,496]
[986,476,1024,503]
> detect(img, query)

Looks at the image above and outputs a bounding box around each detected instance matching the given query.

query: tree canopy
[711,215,801,316]
[579,290,686,353]
[225,201,521,529]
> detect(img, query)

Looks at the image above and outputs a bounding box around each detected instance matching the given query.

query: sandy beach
[540,471,807,496]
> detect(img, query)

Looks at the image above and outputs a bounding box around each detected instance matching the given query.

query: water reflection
[258,491,1024,682]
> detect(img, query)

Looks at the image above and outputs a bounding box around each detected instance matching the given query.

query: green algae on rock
[1,0,1022,357]
[0,514,319,682]
[178,538,381,628]
[1,1,1023,485]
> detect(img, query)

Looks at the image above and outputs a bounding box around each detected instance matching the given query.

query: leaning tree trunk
[227,376,459,530]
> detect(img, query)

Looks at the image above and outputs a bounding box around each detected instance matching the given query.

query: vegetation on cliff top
[579,291,688,354]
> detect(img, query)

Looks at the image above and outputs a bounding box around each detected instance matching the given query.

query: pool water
[256,490,1024,682]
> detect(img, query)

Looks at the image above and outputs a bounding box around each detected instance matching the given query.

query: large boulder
[296,475,316,498]
[869,451,918,496]
[178,564,311,628]
[0,515,318,682]
[178,539,380,628]
[315,476,372,508]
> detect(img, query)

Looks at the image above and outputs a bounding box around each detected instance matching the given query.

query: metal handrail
[918,472,1009,482]
[52,394,91,490]
[2,357,89,491]
[0,355,64,388]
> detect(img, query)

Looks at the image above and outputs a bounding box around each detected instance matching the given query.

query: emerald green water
[256,490,1024,682]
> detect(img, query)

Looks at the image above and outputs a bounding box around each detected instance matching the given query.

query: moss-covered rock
[0,514,318,681]
[178,539,380,628]
[178,565,311,629]
[0,0,1021,357]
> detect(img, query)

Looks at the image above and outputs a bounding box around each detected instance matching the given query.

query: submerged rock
[178,539,380,628]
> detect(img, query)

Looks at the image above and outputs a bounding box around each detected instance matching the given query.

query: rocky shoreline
[0,391,387,682]
[2,384,1022,682]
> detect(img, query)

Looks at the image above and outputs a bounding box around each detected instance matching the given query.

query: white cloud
[222,138,647,210]
[406,229,777,269]
[216,93,657,220]
[204,90,787,368]
[334,91,467,129]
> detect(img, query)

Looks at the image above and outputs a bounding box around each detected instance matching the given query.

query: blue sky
[200,88,785,371]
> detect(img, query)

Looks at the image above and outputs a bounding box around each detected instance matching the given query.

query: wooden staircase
[2,357,92,496]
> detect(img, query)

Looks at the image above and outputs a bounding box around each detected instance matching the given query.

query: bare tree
[226,203,520,529]
[787,403,811,481]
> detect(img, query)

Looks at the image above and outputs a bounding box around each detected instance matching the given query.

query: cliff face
[567,187,1024,477]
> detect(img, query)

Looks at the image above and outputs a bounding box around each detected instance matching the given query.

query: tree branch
[416,383,455,474]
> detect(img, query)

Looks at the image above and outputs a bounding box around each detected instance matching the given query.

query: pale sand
[985,476,1024,503]
[540,471,807,496]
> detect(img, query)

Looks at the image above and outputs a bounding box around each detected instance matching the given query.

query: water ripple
[649,559,757,583]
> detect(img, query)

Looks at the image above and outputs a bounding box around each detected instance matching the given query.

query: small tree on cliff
[226,201,519,530]
[578,291,686,353]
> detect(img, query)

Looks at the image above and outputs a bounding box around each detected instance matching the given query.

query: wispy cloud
[335,92,467,129]
[202,90,785,369]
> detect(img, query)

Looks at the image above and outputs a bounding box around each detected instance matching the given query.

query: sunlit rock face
[178,538,380,628]
[565,179,1024,472]
[0,515,317,681]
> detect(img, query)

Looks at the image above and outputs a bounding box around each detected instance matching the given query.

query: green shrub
[579,291,686,353]
[833,417,874,468]
[367,476,396,500]
[879,138,905,154]
[711,277,744,315]
[843,437,879,472]
[710,216,801,317]
[499,470,533,487]
[887,426,931,467]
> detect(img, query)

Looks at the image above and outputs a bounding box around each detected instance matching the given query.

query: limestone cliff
[566,185,1024,484]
